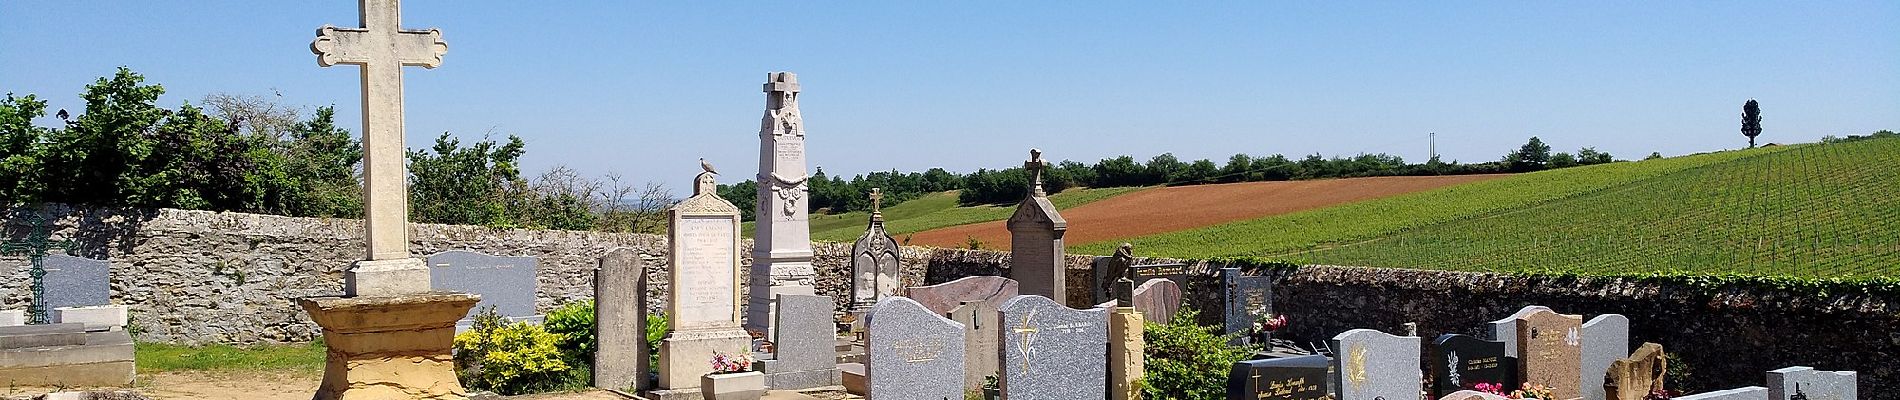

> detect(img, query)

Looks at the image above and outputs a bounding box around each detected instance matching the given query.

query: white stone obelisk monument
[297,1,479,399]
[746,72,818,340]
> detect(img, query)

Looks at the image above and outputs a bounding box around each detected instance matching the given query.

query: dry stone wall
[4,206,1893,392]
[0,206,932,344]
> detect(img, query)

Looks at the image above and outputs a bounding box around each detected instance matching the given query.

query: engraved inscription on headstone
[1515,309,1583,400]
[998,295,1107,400]
[675,216,737,328]
[1228,355,1330,400]
[1332,329,1422,400]
[867,297,965,400]
[1221,268,1274,342]
[1432,334,1516,397]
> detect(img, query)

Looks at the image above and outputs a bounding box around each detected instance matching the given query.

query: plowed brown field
[906,174,1510,250]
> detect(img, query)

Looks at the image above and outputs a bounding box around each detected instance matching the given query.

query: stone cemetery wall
[5,206,1895,392]
[0,205,928,344]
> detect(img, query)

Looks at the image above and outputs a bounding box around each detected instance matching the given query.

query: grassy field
[1076,145,1802,257]
[1294,138,1898,278]
[1089,137,1900,279]
[135,341,327,374]
[745,186,1149,243]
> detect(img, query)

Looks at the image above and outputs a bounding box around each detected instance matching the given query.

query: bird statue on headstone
[699,157,718,175]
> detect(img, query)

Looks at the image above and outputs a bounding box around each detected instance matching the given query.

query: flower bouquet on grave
[1250,313,1288,343]
[703,350,764,400]
[1473,382,1507,396]
[1509,383,1554,400]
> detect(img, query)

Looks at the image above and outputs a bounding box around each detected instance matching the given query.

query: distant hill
[903,174,1507,250]
[742,186,1146,243]
[1090,137,1899,279]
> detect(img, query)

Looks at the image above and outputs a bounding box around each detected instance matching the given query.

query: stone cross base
[299,292,480,400]
[656,328,752,390]
[344,258,432,297]
[1108,306,1145,400]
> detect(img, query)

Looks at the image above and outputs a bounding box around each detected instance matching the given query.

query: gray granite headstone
[761,294,840,389]
[427,250,539,327]
[1582,314,1631,400]
[947,299,1001,392]
[1221,268,1273,342]
[867,297,965,400]
[1332,329,1422,400]
[1131,278,1182,324]
[41,254,110,309]
[997,295,1107,400]
[1767,366,1856,400]
[1486,305,1551,357]
[906,275,1018,316]
[1677,387,1768,400]
[592,248,647,390]
[1228,355,1330,400]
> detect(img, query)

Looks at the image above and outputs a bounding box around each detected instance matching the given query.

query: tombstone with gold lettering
[1228,355,1331,400]
[652,167,752,393]
[1514,309,1584,400]
[1333,328,1423,400]
[998,295,1108,400]
[866,297,966,400]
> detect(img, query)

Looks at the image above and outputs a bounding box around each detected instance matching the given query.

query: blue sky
[3,2,1895,186]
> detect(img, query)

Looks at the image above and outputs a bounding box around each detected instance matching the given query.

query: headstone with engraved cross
[1007,149,1069,305]
[849,187,902,313]
[310,0,449,297]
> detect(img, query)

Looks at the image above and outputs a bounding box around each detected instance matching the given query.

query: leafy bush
[453,307,574,395]
[543,300,596,365]
[1142,308,1256,400]
[646,312,669,372]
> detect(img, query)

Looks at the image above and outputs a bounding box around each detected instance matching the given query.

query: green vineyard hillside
[1091,137,1899,279]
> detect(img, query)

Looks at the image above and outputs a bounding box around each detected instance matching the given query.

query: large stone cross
[1024,148,1049,196]
[311,0,447,262]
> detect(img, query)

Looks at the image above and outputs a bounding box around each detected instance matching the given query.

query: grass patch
[135,341,327,374]
[1082,145,1798,258]
[1102,137,1900,279]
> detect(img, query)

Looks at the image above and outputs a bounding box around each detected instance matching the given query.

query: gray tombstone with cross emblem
[997,294,1107,400]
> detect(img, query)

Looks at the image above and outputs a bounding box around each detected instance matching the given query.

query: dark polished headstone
[1221,268,1273,343]
[1228,355,1330,400]
[1432,334,1516,397]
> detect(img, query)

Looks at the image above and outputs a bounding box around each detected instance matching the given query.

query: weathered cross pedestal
[299,1,478,399]
[747,72,818,342]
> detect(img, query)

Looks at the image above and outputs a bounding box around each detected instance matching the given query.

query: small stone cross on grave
[1025,148,1050,196]
[0,214,78,324]
[869,187,884,217]
[311,0,447,264]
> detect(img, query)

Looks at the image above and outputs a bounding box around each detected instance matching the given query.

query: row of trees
[1,68,673,233]
[714,136,1621,216]
[5,68,1633,227]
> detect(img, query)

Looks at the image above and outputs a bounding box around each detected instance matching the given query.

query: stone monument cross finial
[870,187,884,215]
[1024,148,1049,196]
[311,0,447,262]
